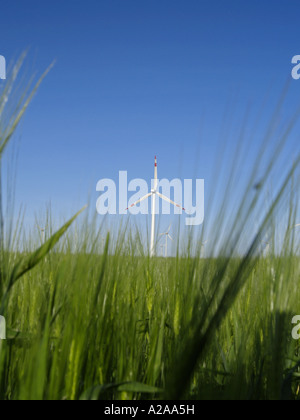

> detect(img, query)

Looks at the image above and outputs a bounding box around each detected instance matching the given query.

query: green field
[0,58,299,400]
[0,249,299,400]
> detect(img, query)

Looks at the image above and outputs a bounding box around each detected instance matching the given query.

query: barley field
[0,58,299,401]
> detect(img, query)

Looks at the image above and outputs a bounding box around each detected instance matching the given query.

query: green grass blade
[0,205,87,312]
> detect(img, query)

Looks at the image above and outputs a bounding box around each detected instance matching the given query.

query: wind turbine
[262,240,270,256]
[126,156,185,257]
[159,225,173,257]
[100,235,105,249]
[37,224,48,243]
[201,240,208,258]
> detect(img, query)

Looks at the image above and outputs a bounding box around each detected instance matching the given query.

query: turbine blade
[156,192,185,211]
[126,192,152,210]
[168,235,173,241]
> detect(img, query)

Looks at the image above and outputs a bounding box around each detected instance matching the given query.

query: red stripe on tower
[155,156,157,167]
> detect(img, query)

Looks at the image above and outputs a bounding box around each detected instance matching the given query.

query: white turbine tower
[37,224,48,243]
[201,240,208,258]
[262,240,270,256]
[159,225,173,257]
[126,156,185,257]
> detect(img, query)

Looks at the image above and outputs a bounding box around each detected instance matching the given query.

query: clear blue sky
[0,0,300,243]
